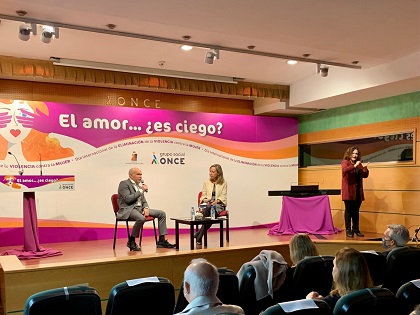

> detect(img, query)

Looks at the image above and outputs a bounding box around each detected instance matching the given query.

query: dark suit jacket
[341,159,369,201]
[117,179,149,220]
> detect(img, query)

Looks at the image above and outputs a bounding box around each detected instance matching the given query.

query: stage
[0,227,390,315]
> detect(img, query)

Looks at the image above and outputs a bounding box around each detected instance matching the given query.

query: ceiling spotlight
[18,23,37,41]
[204,49,219,64]
[287,60,298,65]
[180,45,193,51]
[40,26,59,44]
[316,63,329,77]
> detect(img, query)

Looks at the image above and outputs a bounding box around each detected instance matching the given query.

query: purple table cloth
[2,192,62,259]
[269,195,340,235]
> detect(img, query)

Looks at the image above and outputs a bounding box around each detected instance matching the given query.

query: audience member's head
[331,247,373,297]
[382,224,409,250]
[410,304,420,315]
[289,233,319,266]
[183,258,219,302]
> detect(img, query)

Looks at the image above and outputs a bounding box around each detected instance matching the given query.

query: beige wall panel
[366,166,420,190]
[300,166,420,190]
[314,241,384,255]
[360,212,420,234]
[363,191,419,215]
[329,196,344,210]
[331,207,419,234]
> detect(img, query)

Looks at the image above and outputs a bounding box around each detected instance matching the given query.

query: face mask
[382,237,392,249]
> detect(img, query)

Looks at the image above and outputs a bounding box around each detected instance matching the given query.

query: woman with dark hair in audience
[289,233,319,266]
[306,247,373,310]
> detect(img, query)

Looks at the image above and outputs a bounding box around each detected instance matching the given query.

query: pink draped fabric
[1,192,62,259]
[269,195,340,235]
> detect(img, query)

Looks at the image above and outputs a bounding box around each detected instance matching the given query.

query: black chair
[396,279,420,315]
[105,277,175,315]
[24,285,102,315]
[291,256,334,300]
[333,287,399,315]
[238,265,289,315]
[361,251,386,286]
[261,299,333,315]
[382,246,420,294]
[174,267,240,313]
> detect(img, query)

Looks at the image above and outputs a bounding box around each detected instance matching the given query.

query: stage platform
[0,227,395,315]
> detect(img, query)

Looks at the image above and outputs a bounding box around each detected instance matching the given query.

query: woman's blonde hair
[289,233,319,265]
[331,247,373,296]
[210,164,225,185]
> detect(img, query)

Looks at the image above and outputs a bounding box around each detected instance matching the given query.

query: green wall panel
[298,92,420,134]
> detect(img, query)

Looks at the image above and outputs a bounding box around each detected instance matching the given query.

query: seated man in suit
[117,167,175,251]
[381,224,409,256]
[175,258,244,315]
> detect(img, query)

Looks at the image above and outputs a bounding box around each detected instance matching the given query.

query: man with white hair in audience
[381,224,409,256]
[175,258,244,315]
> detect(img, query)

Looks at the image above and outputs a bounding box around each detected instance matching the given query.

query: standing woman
[341,147,369,238]
[195,164,227,245]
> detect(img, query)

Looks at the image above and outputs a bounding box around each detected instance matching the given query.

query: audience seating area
[22,247,420,315]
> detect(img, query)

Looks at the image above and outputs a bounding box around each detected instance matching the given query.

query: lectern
[268,186,341,235]
[0,175,75,259]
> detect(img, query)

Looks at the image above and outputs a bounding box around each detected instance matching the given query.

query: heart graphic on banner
[10,129,21,137]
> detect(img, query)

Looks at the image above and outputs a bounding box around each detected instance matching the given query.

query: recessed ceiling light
[16,10,27,17]
[287,60,298,65]
[180,45,193,51]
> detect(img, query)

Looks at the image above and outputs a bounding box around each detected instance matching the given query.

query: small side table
[170,217,224,250]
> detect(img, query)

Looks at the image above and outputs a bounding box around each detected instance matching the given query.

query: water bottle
[211,205,216,219]
[191,206,195,220]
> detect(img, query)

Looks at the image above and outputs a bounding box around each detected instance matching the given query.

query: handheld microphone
[140,179,148,192]
[8,151,23,175]
[39,153,43,176]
